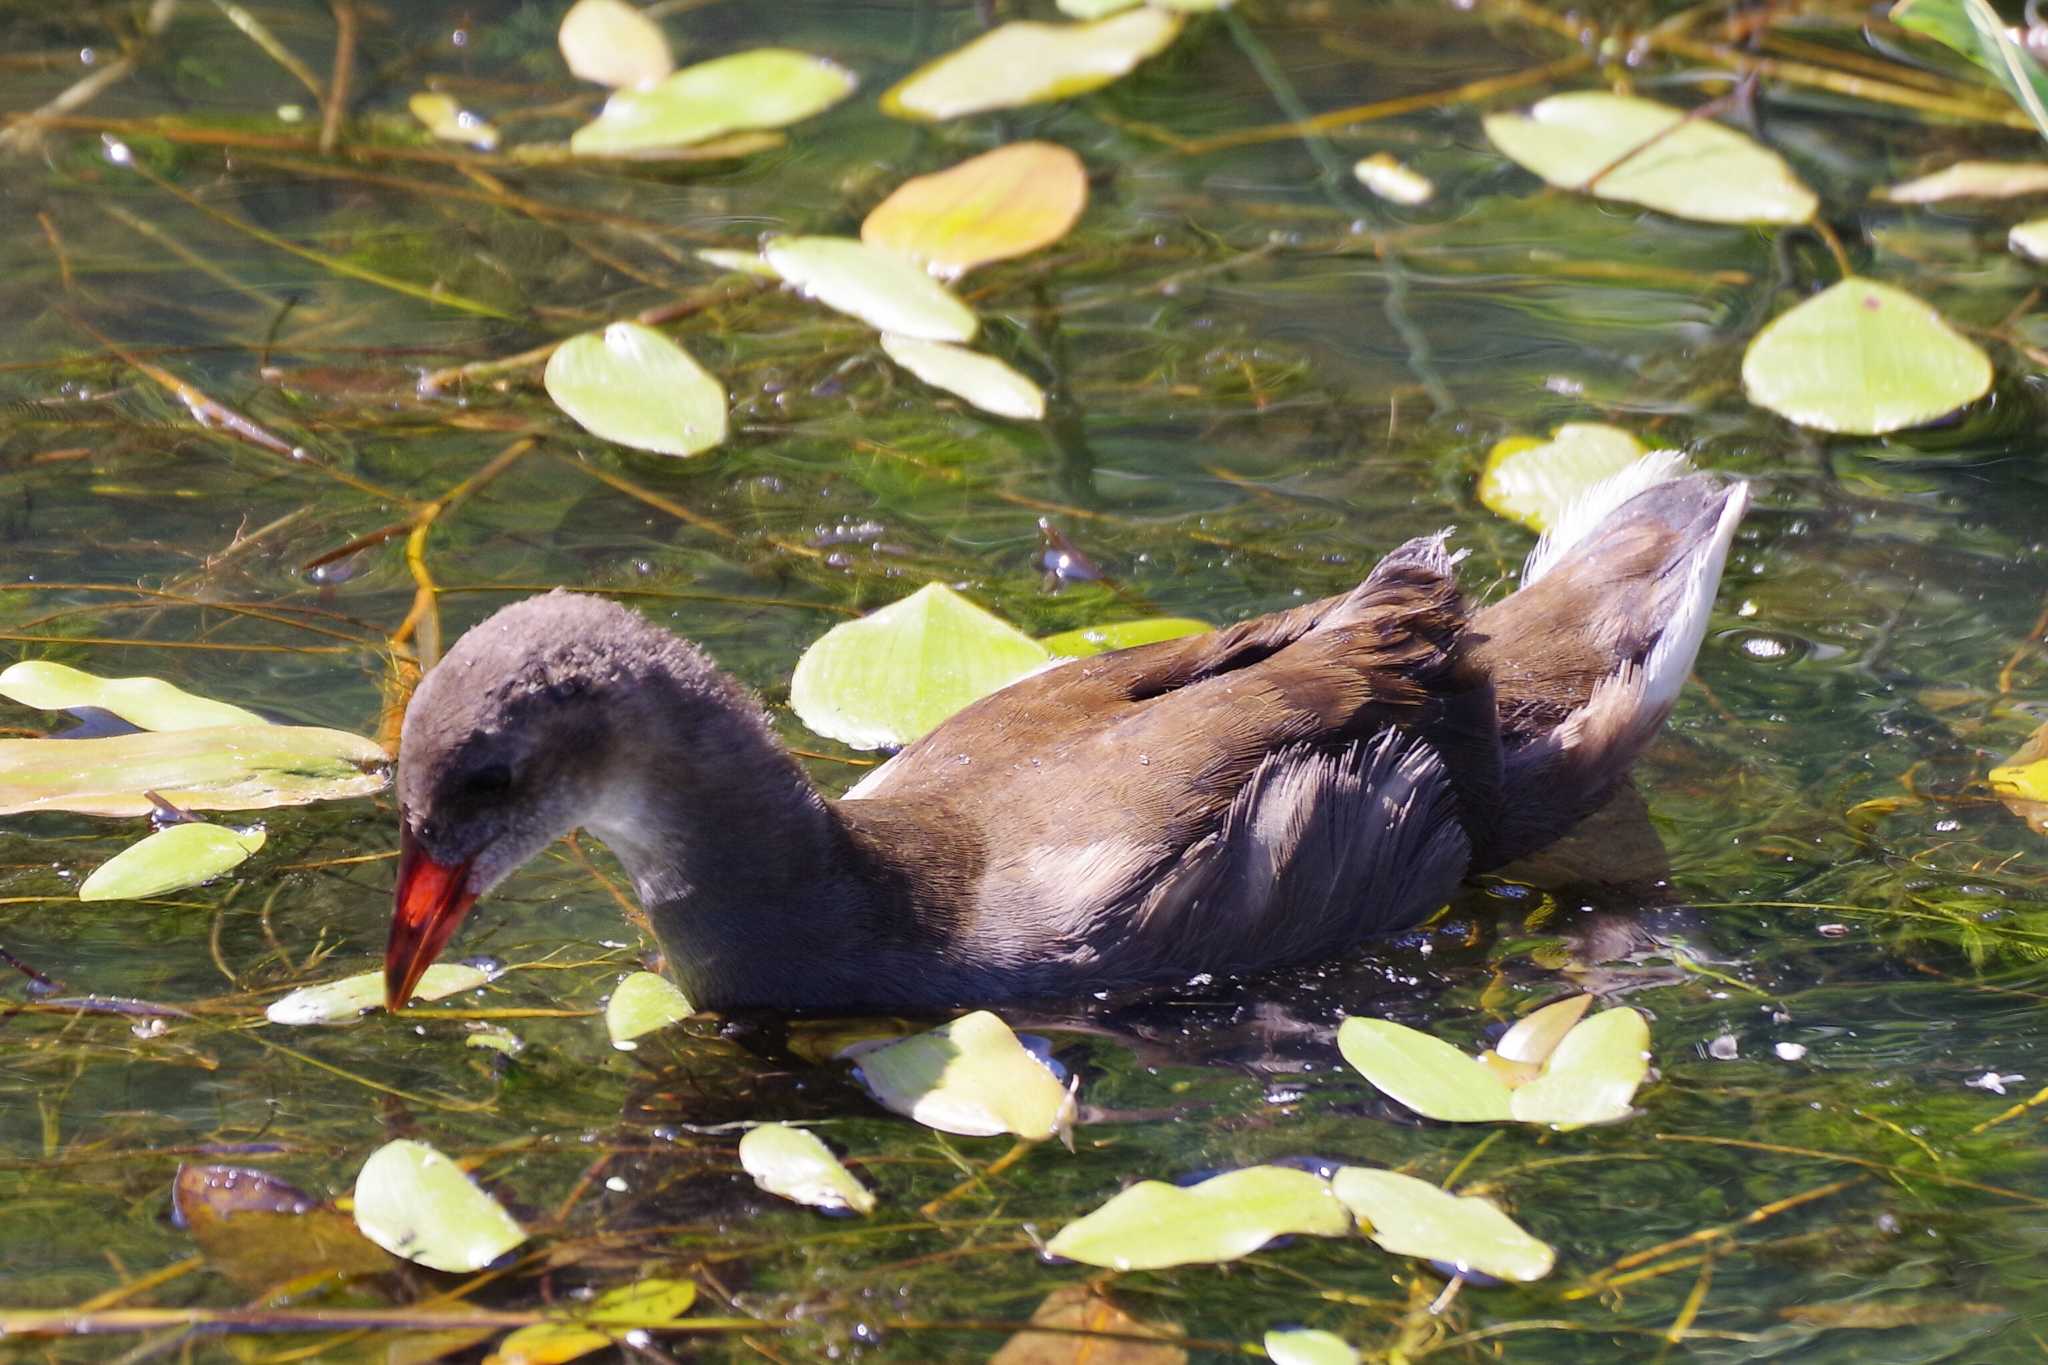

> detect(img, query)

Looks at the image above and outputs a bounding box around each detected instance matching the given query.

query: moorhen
[388,457,1748,1012]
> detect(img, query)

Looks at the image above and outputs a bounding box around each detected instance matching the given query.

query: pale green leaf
[558,0,673,89]
[78,823,264,901]
[697,247,779,277]
[861,142,1088,278]
[1881,160,2048,202]
[1264,1328,1361,1365]
[407,92,499,150]
[1353,152,1434,205]
[352,1139,525,1273]
[883,11,1184,122]
[1330,1167,1556,1282]
[1483,92,1817,225]
[739,1123,876,1215]
[880,334,1045,419]
[846,1010,1073,1141]
[267,963,490,1025]
[1494,994,1593,1066]
[1040,618,1211,658]
[0,725,386,818]
[765,237,978,342]
[2010,218,2048,260]
[489,1279,697,1365]
[790,583,1051,749]
[1477,423,1647,533]
[1741,278,1993,434]
[465,1024,525,1055]
[1891,0,2048,143]
[1508,1007,1652,1128]
[570,49,854,156]
[544,322,727,457]
[1045,1166,1352,1270]
[1336,1017,1514,1122]
[0,660,266,730]
[605,970,696,1048]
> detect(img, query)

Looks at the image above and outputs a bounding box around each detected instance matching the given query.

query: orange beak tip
[387,830,478,1014]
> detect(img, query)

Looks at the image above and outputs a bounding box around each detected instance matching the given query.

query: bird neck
[573,659,888,1007]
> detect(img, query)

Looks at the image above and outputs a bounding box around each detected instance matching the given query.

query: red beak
[386,824,478,1012]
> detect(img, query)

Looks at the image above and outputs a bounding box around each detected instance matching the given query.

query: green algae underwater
[4,0,2048,1359]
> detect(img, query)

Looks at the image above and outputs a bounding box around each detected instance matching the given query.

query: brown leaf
[175,1164,392,1290]
[988,1285,1186,1365]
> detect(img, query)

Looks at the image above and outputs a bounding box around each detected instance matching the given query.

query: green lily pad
[697,247,779,277]
[765,237,978,343]
[0,724,387,818]
[2011,219,2048,261]
[569,49,854,156]
[1483,92,1817,225]
[1892,0,2048,142]
[605,970,696,1049]
[1330,1168,1556,1282]
[352,1139,526,1273]
[491,1279,697,1365]
[738,1123,876,1215]
[1881,161,2048,202]
[465,1024,525,1056]
[1040,618,1211,658]
[1493,994,1593,1066]
[1477,423,1647,533]
[544,322,727,458]
[846,1010,1073,1142]
[266,963,491,1025]
[1337,1017,1514,1122]
[880,334,1045,420]
[790,583,1051,750]
[882,11,1184,122]
[1264,1328,1361,1365]
[1741,278,1993,434]
[78,822,264,901]
[1508,1005,1651,1128]
[558,0,672,89]
[1045,1166,1352,1270]
[0,660,266,730]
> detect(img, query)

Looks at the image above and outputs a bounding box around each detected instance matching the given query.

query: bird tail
[1466,455,1750,866]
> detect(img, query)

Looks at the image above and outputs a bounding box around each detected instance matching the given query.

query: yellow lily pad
[862,142,1088,278]
[846,1010,1073,1142]
[883,11,1183,122]
[880,335,1046,420]
[738,1123,876,1215]
[765,236,979,343]
[352,1139,525,1273]
[570,49,854,157]
[605,970,697,1048]
[1045,1166,1352,1270]
[557,0,673,89]
[78,822,264,901]
[1330,1167,1555,1282]
[0,660,266,730]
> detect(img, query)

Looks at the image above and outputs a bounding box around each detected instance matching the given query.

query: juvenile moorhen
[388,457,1748,1012]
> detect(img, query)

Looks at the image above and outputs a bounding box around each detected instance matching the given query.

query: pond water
[4,0,2048,1359]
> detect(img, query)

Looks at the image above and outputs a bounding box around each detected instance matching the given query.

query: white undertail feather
[1553,474,1751,759]
[1525,449,1695,585]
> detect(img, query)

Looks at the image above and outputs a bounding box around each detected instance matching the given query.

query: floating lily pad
[466,1024,525,1055]
[1045,1166,1352,1270]
[352,1139,526,1273]
[862,142,1088,278]
[557,0,673,89]
[1508,1006,1652,1128]
[1991,722,2048,834]
[1330,1168,1556,1282]
[489,1279,697,1365]
[605,970,696,1048]
[880,335,1046,420]
[78,822,264,901]
[2012,219,2048,261]
[1264,1328,1361,1365]
[791,583,1051,750]
[1741,278,1993,434]
[738,1123,876,1215]
[570,49,855,157]
[1478,423,1647,533]
[1881,161,2048,202]
[765,237,979,342]
[1040,618,1211,658]
[407,92,498,150]
[847,1010,1073,1141]
[0,660,266,731]
[697,247,780,277]
[266,963,490,1025]
[1493,994,1593,1066]
[544,322,727,457]
[1337,1017,1514,1122]
[1483,92,1817,225]
[883,11,1184,122]
[1353,152,1434,205]
[0,725,387,817]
